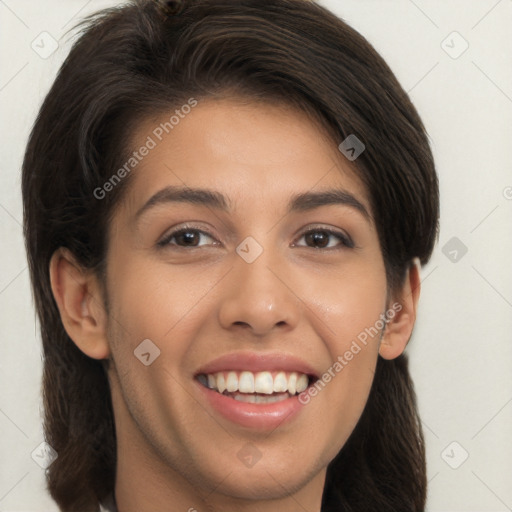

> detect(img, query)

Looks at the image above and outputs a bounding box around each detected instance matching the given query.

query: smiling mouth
[196,370,314,404]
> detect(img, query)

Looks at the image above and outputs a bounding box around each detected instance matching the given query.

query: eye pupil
[306,231,329,248]
[178,231,198,245]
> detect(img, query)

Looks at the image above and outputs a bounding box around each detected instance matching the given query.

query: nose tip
[231,303,289,336]
[217,251,300,337]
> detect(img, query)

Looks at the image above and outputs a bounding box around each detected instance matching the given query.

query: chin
[198,457,319,501]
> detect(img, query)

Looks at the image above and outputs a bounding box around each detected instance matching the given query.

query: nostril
[233,321,250,327]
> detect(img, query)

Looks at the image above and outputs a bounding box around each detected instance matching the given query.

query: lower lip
[196,380,305,430]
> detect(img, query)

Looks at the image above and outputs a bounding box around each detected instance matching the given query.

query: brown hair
[22,0,439,510]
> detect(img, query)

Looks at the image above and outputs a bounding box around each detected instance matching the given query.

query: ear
[379,258,421,360]
[49,247,110,360]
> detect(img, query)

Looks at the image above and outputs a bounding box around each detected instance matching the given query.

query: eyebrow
[135,185,371,221]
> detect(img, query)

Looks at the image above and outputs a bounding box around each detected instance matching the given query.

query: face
[103,98,389,504]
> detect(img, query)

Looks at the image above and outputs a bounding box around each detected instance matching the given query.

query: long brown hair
[22,1,439,510]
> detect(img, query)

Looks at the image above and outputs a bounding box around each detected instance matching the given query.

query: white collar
[98,493,117,512]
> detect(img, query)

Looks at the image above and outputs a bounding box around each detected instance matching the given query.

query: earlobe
[379,258,421,360]
[49,248,110,360]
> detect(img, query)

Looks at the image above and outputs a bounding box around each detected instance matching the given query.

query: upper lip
[194,351,320,379]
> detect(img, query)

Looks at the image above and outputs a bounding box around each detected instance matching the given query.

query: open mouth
[196,370,316,404]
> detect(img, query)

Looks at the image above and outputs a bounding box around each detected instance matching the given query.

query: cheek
[104,257,207,440]
[106,254,219,344]
[297,258,386,434]
[301,257,387,347]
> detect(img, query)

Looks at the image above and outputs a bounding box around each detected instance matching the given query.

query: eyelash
[157,225,355,250]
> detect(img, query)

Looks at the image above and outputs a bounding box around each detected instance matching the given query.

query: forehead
[116,98,372,219]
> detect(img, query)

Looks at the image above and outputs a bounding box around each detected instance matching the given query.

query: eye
[157,225,354,250]
[294,227,354,250]
[157,226,218,248]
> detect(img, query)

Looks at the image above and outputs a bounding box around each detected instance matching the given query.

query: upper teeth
[199,371,309,395]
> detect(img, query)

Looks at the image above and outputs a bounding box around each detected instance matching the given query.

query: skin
[50,98,420,512]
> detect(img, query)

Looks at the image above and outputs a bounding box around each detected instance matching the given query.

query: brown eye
[296,228,354,250]
[158,228,217,248]
[305,231,330,248]
[175,230,200,246]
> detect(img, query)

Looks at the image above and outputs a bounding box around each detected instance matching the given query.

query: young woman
[22,0,439,510]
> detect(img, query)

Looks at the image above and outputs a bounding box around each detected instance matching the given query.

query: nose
[217,245,301,337]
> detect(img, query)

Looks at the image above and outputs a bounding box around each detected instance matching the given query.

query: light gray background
[1,1,511,510]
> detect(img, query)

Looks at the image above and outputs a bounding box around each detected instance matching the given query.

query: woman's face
[104,98,389,505]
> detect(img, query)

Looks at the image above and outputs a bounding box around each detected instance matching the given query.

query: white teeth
[238,371,255,393]
[226,371,238,392]
[200,370,311,396]
[254,371,274,394]
[217,373,226,393]
[273,372,288,393]
[296,374,309,393]
[287,372,297,395]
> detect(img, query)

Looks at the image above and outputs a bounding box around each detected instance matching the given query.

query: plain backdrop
[1,1,511,511]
